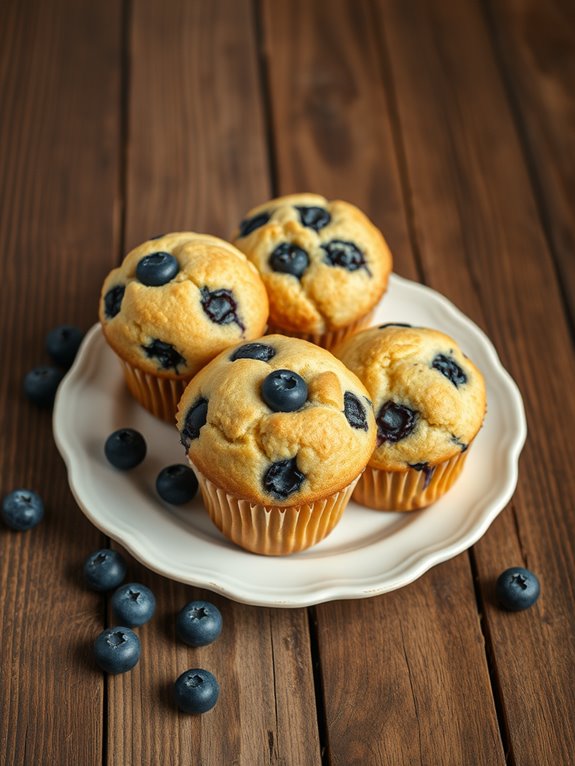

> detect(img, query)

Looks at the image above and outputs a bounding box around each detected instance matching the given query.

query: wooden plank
[263,1,506,764]
[107,2,322,764]
[484,0,575,324]
[372,1,575,763]
[0,0,122,764]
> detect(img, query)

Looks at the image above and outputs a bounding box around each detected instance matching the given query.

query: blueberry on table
[2,489,44,531]
[111,583,156,627]
[261,369,308,412]
[83,549,127,592]
[174,668,220,714]
[176,600,223,647]
[136,252,179,286]
[496,567,541,611]
[269,243,309,278]
[156,464,198,505]
[104,428,147,470]
[46,325,85,368]
[23,366,65,407]
[94,627,141,674]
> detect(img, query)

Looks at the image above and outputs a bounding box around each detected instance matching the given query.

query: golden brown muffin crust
[176,335,377,505]
[99,233,269,378]
[233,194,392,334]
[335,325,486,470]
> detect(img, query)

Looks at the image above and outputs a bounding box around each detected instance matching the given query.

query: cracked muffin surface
[232,194,392,334]
[176,335,377,505]
[99,232,269,379]
[335,325,487,471]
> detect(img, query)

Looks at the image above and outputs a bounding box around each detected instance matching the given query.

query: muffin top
[335,324,486,470]
[232,194,392,334]
[99,233,269,378]
[176,335,377,506]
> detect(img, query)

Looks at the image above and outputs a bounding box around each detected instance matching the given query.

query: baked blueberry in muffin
[335,325,486,511]
[176,335,376,554]
[233,194,393,349]
[99,232,269,421]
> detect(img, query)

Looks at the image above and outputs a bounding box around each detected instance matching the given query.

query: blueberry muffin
[335,324,486,511]
[99,233,269,421]
[176,335,376,555]
[232,194,392,350]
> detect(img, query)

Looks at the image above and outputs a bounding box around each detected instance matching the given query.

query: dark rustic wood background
[1,0,574,764]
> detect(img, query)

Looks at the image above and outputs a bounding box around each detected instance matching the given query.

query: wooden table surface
[2,1,574,764]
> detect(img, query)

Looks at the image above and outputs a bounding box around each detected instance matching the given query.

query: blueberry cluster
[23,324,85,408]
[86,548,221,712]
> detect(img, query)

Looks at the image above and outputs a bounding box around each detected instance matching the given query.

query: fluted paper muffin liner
[353,448,471,511]
[195,470,360,556]
[120,359,189,423]
[267,308,376,352]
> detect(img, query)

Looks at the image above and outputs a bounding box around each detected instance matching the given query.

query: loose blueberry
[269,243,309,279]
[296,205,331,231]
[142,339,186,373]
[94,627,141,674]
[496,567,541,611]
[344,391,368,430]
[431,354,467,387]
[103,285,125,318]
[111,583,156,627]
[321,240,369,273]
[261,369,308,412]
[104,428,147,470]
[46,325,85,368]
[136,252,179,286]
[376,401,417,444]
[200,287,244,330]
[174,668,220,714]
[238,211,271,238]
[378,322,413,329]
[23,366,65,408]
[408,462,436,490]
[1,489,44,531]
[230,343,276,362]
[156,464,198,505]
[83,549,127,592]
[263,456,305,500]
[176,600,223,647]
[180,398,208,450]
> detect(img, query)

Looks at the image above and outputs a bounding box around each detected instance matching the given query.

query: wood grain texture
[373,1,575,763]
[263,1,506,763]
[484,0,575,324]
[0,0,121,764]
[107,2,321,764]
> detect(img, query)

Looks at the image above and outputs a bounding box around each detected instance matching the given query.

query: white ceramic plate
[53,274,526,607]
